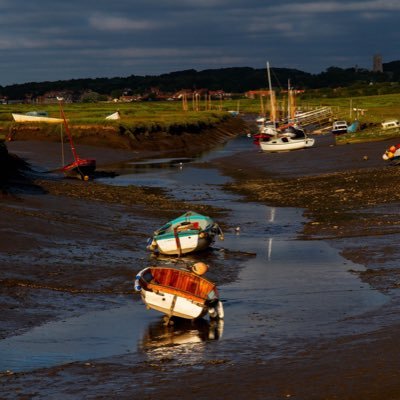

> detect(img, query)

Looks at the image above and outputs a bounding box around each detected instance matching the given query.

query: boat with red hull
[58,98,96,180]
[61,158,96,179]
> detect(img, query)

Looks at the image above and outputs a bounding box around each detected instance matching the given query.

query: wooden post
[260,94,265,116]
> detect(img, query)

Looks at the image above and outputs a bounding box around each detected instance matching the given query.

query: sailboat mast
[58,99,79,162]
[287,79,291,123]
[266,61,276,124]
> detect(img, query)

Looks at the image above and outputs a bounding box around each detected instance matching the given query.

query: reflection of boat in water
[146,211,224,256]
[135,264,224,325]
[141,317,224,350]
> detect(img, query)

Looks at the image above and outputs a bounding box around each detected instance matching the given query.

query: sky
[0,0,399,86]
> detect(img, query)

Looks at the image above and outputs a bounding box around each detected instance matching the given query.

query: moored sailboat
[57,98,96,180]
[259,62,315,152]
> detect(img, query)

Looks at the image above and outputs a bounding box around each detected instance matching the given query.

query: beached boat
[382,144,400,165]
[259,134,315,152]
[60,158,96,178]
[258,62,315,152]
[347,120,360,133]
[381,120,400,130]
[332,120,348,135]
[57,98,96,180]
[134,263,224,324]
[253,120,279,143]
[105,111,121,120]
[12,111,64,124]
[146,211,224,256]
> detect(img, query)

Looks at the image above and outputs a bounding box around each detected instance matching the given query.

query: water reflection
[269,207,276,223]
[1,135,391,373]
[267,237,273,261]
[140,317,224,352]
[125,157,194,169]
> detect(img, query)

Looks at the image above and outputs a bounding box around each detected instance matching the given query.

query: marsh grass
[1,93,399,143]
[0,102,234,137]
[299,93,400,123]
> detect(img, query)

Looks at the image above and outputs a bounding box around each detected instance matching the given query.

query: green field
[1,93,399,144]
[0,101,236,140]
[300,93,400,123]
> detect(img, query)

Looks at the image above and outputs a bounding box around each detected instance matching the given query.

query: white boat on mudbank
[259,125,315,152]
[105,111,121,120]
[12,111,64,124]
[259,62,315,153]
[147,211,224,256]
[260,135,315,152]
[134,264,224,324]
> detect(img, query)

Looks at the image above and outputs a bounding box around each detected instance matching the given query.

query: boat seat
[176,222,200,232]
[150,268,215,300]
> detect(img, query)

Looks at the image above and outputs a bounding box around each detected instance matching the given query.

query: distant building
[373,54,383,73]
[245,90,272,99]
[36,91,74,104]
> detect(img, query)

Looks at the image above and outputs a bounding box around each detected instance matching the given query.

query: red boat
[61,158,96,180]
[253,132,274,143]
[58,99,96,180]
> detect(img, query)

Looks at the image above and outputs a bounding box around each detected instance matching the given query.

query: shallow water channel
[0,135,388,372]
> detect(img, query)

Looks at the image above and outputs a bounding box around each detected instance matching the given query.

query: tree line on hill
[1,61,400,101]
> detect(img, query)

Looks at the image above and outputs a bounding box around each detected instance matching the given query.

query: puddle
[0,134,389,372]
[0,301,148,372]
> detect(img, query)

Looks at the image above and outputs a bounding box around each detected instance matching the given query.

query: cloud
[0,37,50,50]
[269,0,400,14]
[89,14,161,31]
[83,46,224,59]
[0,0,398,85]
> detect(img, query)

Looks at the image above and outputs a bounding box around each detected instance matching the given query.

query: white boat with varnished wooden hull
[134,264,224,324]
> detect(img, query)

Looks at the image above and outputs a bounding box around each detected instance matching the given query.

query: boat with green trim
[146,211,224,256]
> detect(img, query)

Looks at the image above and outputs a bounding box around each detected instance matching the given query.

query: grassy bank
[300,93,400,123]
[0,102,232,132]
[1,93,399,144]
[0,102,241,145]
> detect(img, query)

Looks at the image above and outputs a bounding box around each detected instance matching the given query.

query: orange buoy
[192,262,208,275]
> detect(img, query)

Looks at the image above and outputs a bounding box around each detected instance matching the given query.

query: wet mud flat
[214,136,400,289]
[2,130,400,398]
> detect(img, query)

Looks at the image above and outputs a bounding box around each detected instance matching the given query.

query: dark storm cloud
[0,0,398,85]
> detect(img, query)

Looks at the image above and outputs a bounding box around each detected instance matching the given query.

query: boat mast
[266,61,276,124]
[57,98,79,162]
[287,79,291,123]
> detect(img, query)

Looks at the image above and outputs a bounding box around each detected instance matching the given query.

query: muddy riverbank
[6,115,250,152]
[209,135,400,292]
[2,122,400,399]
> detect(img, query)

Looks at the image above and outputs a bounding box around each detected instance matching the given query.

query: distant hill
[1,62,399,100]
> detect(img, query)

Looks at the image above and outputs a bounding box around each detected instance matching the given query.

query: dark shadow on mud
[0,141,45,196]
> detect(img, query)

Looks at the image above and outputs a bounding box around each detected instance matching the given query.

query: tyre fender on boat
[208,300,224,320]
[134,274,142,292]
[146,238,158,251]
